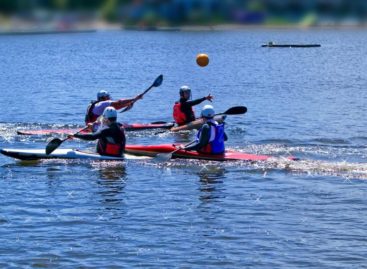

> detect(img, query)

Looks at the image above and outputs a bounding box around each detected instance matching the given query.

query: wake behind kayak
[17,122,174,136]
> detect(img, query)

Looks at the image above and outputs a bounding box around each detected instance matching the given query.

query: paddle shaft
[120,75,163,113]
[120,88,151,113]
[45,126,90,155]
[169,141,197,155]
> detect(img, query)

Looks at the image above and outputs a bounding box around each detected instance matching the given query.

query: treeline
[1,0,366,26]
[0,0,107,13]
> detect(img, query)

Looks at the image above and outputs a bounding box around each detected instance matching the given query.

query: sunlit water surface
[0,29,367,268]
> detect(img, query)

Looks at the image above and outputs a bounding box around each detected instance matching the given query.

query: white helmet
[201,105,215,118]
[179,85,191,95]
[97,90,110,100]
[103,106,117,119]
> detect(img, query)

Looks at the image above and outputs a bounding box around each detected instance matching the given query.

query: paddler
[85,90,143,126]
[70,107,126,157]
[180,105,227,154]
[173,85,213,126]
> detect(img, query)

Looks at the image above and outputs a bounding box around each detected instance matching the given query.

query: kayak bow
[0,148,148,161]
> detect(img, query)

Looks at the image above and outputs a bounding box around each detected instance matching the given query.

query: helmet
[103,106,117,119]
[201,105,215,118]
[97,90,110,100]
[179,85,191,95]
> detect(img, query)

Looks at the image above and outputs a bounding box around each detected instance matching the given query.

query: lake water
[0,29,367,268]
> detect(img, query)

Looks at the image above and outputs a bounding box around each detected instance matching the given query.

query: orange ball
[196,53,209,67]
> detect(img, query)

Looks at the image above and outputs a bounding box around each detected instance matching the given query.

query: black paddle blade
[153,74,163,87]
[45,138,63,155]
[223,106,247,115]
[150,121,169,124]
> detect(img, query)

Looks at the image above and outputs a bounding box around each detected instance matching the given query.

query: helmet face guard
[97,90,111,101]
[201,105,215,118]
[103,106,117,119]
[179,86,192,100]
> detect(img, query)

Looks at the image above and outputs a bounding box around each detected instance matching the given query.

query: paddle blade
[153,152,173,163]
[45,138,63,155]
[223,106,247,115]
[150,121,169,124]
[153,74,163,87]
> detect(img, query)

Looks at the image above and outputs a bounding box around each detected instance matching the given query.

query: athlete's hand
[176,145,185,150]
[135,94,143,101]
[206,94,213,102]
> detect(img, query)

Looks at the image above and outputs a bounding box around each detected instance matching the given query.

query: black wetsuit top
[74,122,126,156]
[179,97,207,124]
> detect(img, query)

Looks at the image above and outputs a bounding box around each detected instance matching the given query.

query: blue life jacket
[197,120,225,154]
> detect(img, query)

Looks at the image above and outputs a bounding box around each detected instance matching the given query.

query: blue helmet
[97,90,111,100]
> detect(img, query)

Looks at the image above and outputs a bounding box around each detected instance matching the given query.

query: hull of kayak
[262,44,321,48]
[170,115,226,132]
[125,144,273,161]
[17,122,174,135]
[0,148,129,161]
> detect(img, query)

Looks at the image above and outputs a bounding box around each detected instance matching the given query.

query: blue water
[1,29,367,268]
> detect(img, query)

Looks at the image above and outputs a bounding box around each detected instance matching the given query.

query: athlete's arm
[111,94,143,110]
[186,94,213,106]
[184,124,210,151]
[73,132,102,141]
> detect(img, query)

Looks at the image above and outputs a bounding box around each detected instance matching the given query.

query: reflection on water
[197,165,226,203]
[172,131,196,144]
[95,162,127,180]
[93,162,128,217]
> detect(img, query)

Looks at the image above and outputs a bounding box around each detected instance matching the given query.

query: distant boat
[262,42,321,48]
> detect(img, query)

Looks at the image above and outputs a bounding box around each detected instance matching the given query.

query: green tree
[101,0,118,22]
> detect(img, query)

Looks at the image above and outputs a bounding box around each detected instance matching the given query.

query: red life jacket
[85,101,99,125]
[173,102,194,125]
[105,143,123,156]
[97,124,126,157]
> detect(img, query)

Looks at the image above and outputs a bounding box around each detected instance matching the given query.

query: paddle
[215,106,247,116]
[154,105,247,135]
[120,74,163,113]
[154,141,197,162]
[45,126,90,155]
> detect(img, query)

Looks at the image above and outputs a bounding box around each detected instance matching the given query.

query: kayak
[17,122,175,135]
[0,148,148,161]
[1,146,296,162]
[125,144,296,161]
[170,115,226,132]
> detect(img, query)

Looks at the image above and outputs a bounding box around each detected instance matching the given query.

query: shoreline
[0,23,366,36]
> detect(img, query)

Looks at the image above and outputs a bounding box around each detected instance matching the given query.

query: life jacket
[173,102,194,125]
[97,123,126,156]
[85,100,99,125]
[197,120,225,154]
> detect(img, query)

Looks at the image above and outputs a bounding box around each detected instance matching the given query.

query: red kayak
[125,144,296,162]
[17,122,174,135]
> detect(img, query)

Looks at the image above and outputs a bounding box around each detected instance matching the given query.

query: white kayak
[0,148,149,161]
